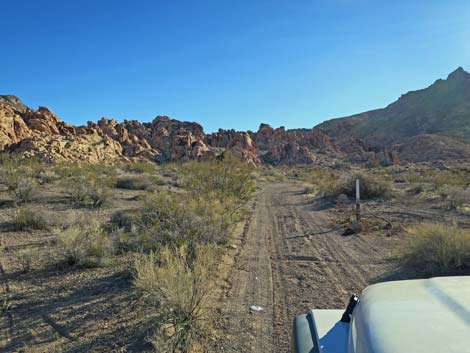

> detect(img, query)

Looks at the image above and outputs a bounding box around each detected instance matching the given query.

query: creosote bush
[181,152,256,230]
[134,244,216,353]
[61,173,111,208]
[440,186,470,210]
[299,168,339,196]
[12,208,49,231]
[334,172,392,200]
[116,194,222,253]
[406,169,470,189]
[116,175,157,190]
[401,223,470,275]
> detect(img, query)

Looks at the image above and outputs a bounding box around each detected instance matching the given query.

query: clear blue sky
[1,0,469,132]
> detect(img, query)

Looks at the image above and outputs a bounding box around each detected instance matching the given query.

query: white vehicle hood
[348,276,470,353]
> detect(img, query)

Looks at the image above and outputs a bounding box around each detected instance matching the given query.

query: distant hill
[314,67,470,162]
[1,68,469,164]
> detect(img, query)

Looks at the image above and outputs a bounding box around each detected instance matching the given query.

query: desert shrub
[61,172,111,208]
[12,208,48,231]
[56,220,115,267]
[407,183,425,195]
[17,248,40,273]
[134,244,216,352]
[37,170,59,184]
[401,223,470,274]
[121,161,157,174]
[406,170,470,189]
[116,175,154,190]
[334,173,391,199]
[0,160,38,203]
[440,186,470,210]
[12,178,38,203]
[303,186,315,194]
[110,209,139,232]
[124,194,222,253]
[300,168,339,196]
[181,152,256,229]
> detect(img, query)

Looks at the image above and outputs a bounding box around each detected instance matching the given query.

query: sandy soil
[215,181,410,353]
[1,178,468,352]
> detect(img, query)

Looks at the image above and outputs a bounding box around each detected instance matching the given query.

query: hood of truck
[349,276,470,353]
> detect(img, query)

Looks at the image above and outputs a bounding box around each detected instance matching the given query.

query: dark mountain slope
[314,67,470,161]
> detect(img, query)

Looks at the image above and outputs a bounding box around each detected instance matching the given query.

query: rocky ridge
[0,98,341,164]
[1,67,469,165]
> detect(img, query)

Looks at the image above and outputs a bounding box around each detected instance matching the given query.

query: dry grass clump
[12,207,49,231]
[334,172,392,200]
[134,244,216,353]
[440,186,470,210]
[401,223,470,275]
[299,168,338,196]
[56,219,115,267]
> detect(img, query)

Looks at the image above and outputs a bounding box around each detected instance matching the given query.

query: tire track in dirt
[218,181,397,353]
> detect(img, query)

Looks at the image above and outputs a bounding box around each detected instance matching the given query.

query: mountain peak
[447,66,469,80]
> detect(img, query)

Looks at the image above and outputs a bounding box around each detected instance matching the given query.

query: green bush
[12,208,48,231]
[133,244,216,352]
[401,223,470,274]
[181,152,256,230]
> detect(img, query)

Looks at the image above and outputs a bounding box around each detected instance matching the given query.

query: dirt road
[216,181,401,353]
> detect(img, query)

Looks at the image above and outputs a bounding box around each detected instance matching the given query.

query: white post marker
[355,178,361,223]
[356,179,360,204]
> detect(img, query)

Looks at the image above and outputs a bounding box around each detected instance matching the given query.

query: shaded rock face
[251,124,340,165]
[315,67,470,164]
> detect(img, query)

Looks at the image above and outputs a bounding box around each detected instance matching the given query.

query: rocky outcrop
[0,102,33,150]
[252,124,342,165]
[16,133,123,163]
[1,68,469,165]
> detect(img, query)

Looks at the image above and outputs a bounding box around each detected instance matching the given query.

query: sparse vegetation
[61,172,111,207]
[298,168,339,196]
[134,244,216,353]
[3,155,469,352]
[56,219,115,267]
[12,207,49,231]
[401,223,470,274]
[406,169,470,189]
[440,186,470,210]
